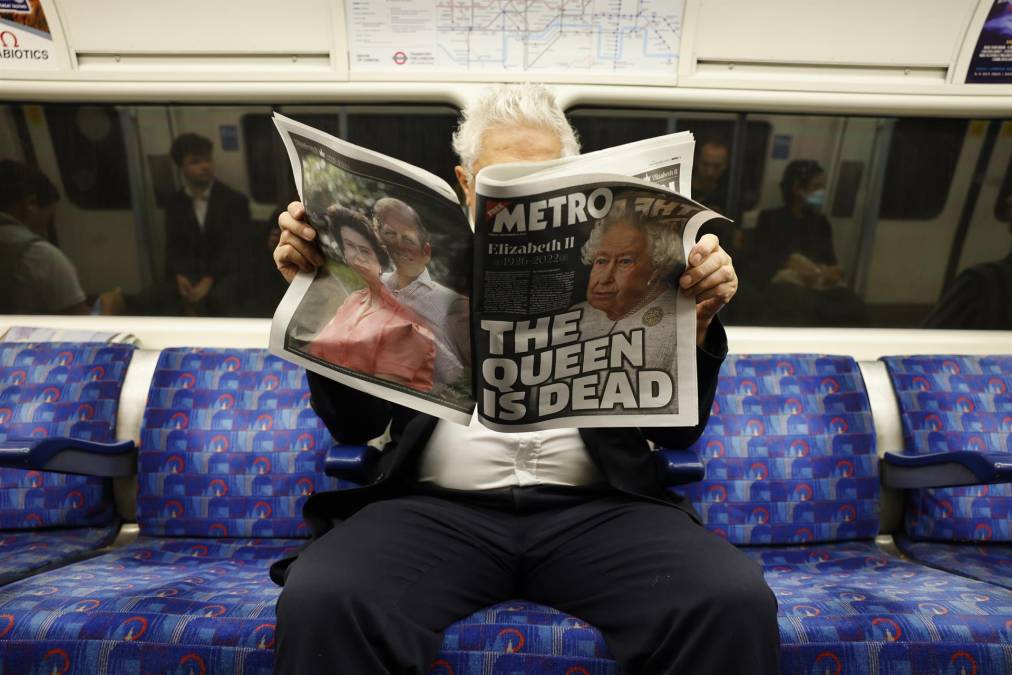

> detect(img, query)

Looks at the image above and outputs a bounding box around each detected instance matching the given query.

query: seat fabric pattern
[0,537,294,674]
[0,342,133,530]
[137,348,343,538]
[433,601,618,674]
[675,355,880,545]
[882,355,1012,543]
[0,342,133,580]
[746,541,1012,673]
[896,534,1012,591]
[0,523,119,584]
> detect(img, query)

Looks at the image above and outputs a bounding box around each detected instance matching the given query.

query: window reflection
[0,103,1008,330]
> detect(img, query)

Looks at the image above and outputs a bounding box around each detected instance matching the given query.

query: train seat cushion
[0,342,133,531]
[435,601,617,674]
[895,535,1012,591]
[0,536,295,674]
[137,348,344,538]
[881,355,1012,542]
[674,354,880,545]
[748,541,1012,673]
[0,342,132,581]
[0,538,617,675]
[0,522,119,584]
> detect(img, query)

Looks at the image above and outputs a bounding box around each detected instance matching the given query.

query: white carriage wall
[0,1,1007,104]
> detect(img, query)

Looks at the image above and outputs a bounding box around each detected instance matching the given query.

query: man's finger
[274,243,316,275]
[280,229,325,266]
[280,206,316,241]
[695,280,737,304]
[684,262,736,296]
[287,201,305,220]
[688,233,720,266]
[680,250,729,293]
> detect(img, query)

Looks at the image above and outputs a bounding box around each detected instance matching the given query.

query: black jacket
[298,320,727,537]
[269,320,726,585]
[164,180,251,284]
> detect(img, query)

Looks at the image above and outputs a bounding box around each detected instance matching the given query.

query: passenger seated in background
[0,159,90,315]
[752,159,840,286]
[692,136,730,213]
[738,159,867,326]
[923,193,1012,330]
[691,136,738,255]
[164,133,252,315]
[271,83,778,675]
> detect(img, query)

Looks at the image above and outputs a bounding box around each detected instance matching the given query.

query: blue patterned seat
[0,342,133,583]
[883,355,1012,590]
[678,354,1012,673]
[0,348,616,674]
[0,349,343,673]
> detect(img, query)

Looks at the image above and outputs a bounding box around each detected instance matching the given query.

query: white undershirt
[418,411,604,490]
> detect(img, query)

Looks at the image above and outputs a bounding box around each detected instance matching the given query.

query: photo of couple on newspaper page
[270,114,730,431]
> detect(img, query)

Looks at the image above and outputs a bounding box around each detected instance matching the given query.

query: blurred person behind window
[0,159,90,315]
[692,136,737,256]
[923,193,1012,330]
[164,133,252,315]
[738,159,866,326]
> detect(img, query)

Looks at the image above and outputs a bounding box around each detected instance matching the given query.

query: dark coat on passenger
[268,321,727,585]
[164,180,251,284]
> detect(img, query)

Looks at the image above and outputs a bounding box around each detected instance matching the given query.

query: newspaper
[270,113,728,430]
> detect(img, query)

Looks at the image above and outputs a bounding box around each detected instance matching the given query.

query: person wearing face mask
[737,160,869,326]
[307,207,437,392]
[750,159,842,289]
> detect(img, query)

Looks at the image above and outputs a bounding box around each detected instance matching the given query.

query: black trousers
[274,485,780,674]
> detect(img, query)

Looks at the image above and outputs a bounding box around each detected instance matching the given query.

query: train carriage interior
[1,1,1011,673]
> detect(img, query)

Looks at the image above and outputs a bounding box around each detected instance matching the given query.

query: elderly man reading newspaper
[270,83,777,675]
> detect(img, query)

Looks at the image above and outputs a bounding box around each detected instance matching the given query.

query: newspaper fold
[270,113,730,430]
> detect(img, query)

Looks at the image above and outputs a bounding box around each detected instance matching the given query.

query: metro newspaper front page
[269,114,730,431]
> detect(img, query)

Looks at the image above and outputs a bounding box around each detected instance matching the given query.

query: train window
[2,101,1007,331]
[346,107,461,193]
[879,118,967,220]
[567,108,770,217]
[43,105,131,210]
[242,106,460,208]
[996,151,1012,221]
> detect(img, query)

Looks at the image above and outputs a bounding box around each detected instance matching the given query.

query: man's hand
[274,201,325,283]
[176,274,193,302]
[190,276,214,304]
[678,233,738,347]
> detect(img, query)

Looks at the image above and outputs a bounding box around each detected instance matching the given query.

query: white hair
[452,83,581,170]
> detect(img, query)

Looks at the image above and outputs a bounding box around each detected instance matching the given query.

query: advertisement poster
[966,1,1012,83]
[0,0,58,70]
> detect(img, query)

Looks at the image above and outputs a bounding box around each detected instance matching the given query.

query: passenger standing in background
[923,192,1012,330]
[164,133,252,315]
[0,160,90,315]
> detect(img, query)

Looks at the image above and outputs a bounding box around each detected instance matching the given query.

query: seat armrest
[655,448,705,486]
[0,437,137,477]
[881,451,1012,489]
[324,444,379,484]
